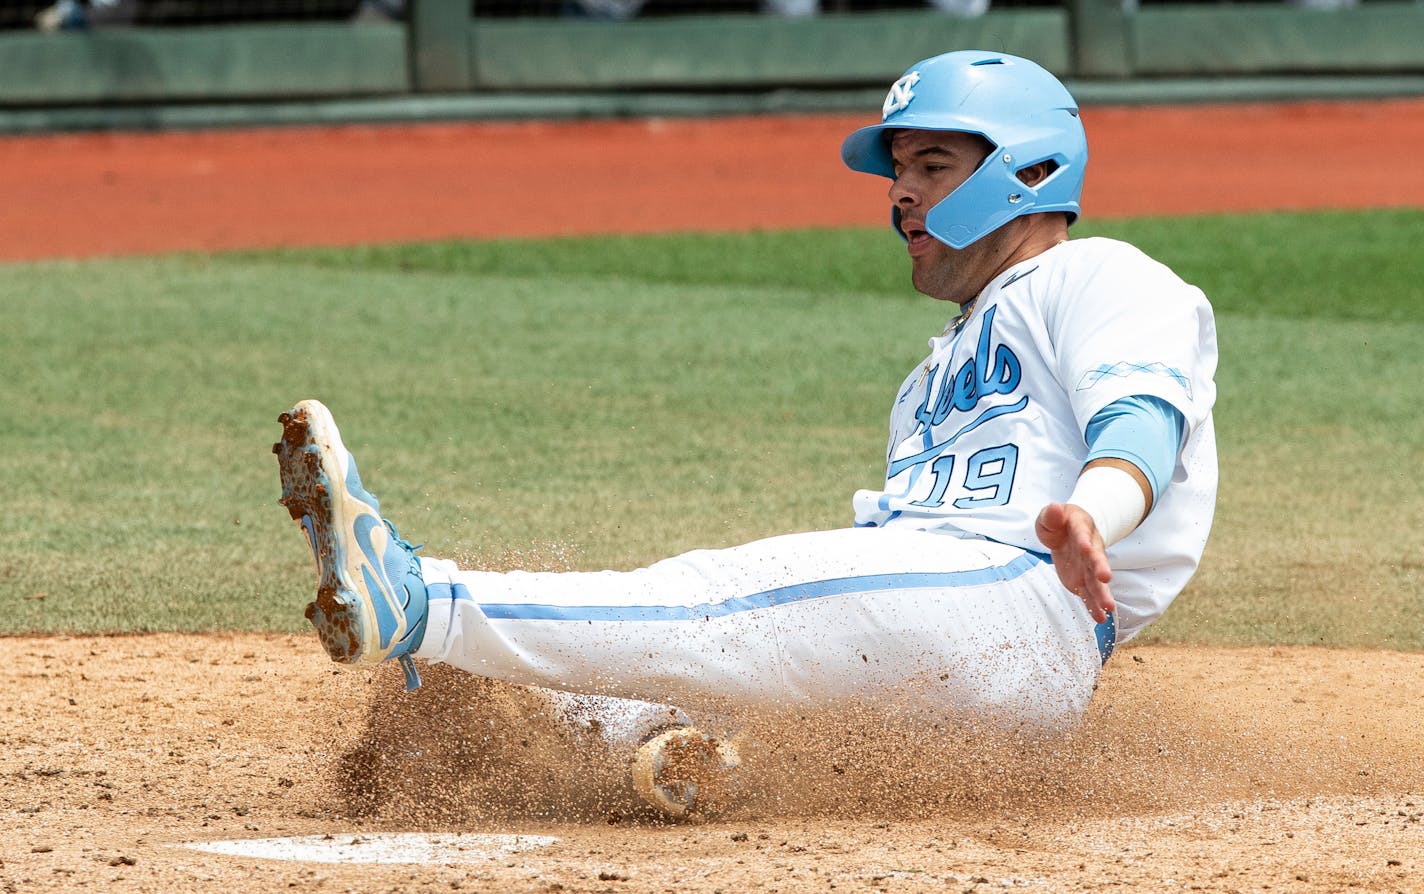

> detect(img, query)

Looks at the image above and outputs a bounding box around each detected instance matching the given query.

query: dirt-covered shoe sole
[631,727,742,820]
[274,401,366,663]
[274,399,426,667]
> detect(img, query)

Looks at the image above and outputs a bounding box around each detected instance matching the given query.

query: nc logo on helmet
[881,71,920,120]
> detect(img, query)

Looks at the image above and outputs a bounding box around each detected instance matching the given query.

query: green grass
[256,207,1424,324]
[2,208,1421,649]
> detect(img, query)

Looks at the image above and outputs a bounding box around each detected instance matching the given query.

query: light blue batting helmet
[841,50,1087,249]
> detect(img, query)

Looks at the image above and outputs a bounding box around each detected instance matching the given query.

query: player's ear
[1015,160,1057,188]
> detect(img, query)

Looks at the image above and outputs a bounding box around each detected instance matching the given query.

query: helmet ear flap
[1018,158,1080,225]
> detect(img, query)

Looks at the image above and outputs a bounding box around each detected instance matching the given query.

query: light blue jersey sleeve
[1084,395,1185,504]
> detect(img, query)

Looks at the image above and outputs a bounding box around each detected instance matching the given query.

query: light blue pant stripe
[425,548,1115,664]
[427,552,1041,622]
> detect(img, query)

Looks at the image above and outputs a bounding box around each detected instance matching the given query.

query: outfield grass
[2,209,1421,650]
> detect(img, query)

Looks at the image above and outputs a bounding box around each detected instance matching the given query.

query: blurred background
[1,0,1421,132]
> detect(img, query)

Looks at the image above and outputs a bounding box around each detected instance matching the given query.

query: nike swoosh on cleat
[353,513,403,651]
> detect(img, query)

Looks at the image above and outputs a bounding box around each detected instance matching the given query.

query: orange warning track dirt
[1,97,1422,261]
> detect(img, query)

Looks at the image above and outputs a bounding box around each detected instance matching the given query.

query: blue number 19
[906,443,1019,510]
[952,444,1019,509]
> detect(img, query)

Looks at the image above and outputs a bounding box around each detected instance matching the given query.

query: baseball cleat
[631,727,741,820]
[273,399,428,690]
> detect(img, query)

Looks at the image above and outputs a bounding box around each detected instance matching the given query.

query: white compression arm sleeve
[1067,464,1147,547]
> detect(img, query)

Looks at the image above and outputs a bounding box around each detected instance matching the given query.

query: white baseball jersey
[403,236,1215,734]
[852,236,1218,640]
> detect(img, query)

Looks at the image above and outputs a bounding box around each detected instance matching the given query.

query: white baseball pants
[412,527,1108,731]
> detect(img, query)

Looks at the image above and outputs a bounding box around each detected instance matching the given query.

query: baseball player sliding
[275,50,1217,819]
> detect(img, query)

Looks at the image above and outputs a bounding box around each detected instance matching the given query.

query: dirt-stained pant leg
[413,527,1103,731]
[540,690,693,751]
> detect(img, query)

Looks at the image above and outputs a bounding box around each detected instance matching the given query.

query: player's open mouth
[903,226,934,255]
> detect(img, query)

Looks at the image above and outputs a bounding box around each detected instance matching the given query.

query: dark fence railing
[0,0,1420,110]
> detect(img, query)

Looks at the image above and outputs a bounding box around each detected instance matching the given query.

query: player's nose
[888,176,919,208]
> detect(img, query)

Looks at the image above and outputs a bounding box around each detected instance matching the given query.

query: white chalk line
[180,832,559,865]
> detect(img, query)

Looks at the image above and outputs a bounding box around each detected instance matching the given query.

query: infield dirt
[3,635,1421,892]
[2,102,1423,891]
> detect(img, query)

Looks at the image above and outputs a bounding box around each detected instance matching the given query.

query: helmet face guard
[841,51,1087,250]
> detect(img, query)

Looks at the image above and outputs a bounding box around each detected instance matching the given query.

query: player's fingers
[1061,538,1114,622]
[1091,564,1118,613]
[1034,504,1068,548]
[1086,544,1116,620]
[1074,585,1105,622]
[1090,581,1115,621]
[1092,551,1114,585]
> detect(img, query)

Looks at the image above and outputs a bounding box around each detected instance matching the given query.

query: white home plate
[183,832,559,865]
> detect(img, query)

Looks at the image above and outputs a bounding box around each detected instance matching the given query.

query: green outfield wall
[0,0,1420,122]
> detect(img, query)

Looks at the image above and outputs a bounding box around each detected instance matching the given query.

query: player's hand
[1035,502,1116,624]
